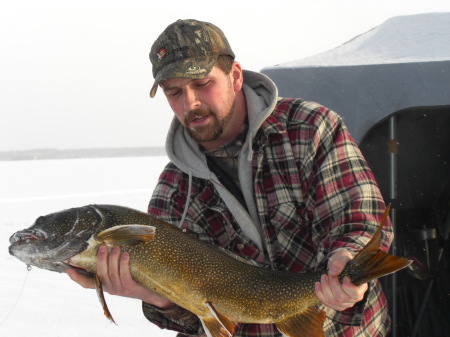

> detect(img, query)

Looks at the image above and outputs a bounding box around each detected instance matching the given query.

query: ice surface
[0,156,176,337]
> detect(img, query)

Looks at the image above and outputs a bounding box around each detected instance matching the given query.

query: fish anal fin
[201,318,232,337]
[201,302,235,337]
[96,225,155,246]
[276,307,326,337]
[94,274,116,324]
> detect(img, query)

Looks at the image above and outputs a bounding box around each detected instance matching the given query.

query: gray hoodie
[164,70,278,250]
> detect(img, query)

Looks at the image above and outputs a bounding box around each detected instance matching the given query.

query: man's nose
[183,88,200,112]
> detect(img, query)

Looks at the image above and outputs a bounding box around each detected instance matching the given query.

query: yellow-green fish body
[9,204,410,337]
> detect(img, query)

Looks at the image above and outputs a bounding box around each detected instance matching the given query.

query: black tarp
[361,106,450,336]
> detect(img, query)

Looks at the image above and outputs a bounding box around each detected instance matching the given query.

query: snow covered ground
[0,156,177,337]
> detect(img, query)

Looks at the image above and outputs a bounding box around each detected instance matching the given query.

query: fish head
[8,205,103,274]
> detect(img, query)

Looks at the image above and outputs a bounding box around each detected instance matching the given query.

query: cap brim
[149,56,217,98]
[150,81,158,98]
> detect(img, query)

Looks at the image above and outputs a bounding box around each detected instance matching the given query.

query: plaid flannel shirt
[144,98,393,337]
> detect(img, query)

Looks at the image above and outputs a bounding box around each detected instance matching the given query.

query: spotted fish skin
[9,204,411,337]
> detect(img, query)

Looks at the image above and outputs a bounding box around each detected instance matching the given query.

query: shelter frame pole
[388,116,399,337]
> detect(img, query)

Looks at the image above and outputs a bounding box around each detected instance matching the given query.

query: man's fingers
[66,269,95,289]
[327,251,352,276]
[66,245,175,308]
[315,273,368,311]
[315,276,341,310]
[96,245,109,280]
[328,274,349,302]
[341,276,367,302]
[119,252,138,297]
[107,246,123,293]
[319,274,334,302]
[119,252,133,284]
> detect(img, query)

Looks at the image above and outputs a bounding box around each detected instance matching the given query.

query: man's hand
[315,250,368,311]
[66,245,173,310]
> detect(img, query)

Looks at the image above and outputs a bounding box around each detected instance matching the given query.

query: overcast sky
[1,0,450,151]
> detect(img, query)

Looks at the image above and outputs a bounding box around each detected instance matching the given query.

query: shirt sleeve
[302,104,393,325]
[303,104,393,266]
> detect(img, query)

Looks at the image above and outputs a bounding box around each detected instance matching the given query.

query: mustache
[184,109,212,126]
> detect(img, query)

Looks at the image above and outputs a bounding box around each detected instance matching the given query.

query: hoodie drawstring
[246,132,254,161]
[180,170,193,227]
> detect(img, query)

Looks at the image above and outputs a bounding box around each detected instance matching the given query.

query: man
[67,19,393,336]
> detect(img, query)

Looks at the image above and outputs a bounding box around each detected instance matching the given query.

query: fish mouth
[9,229,47,244]
[9,229,93,276]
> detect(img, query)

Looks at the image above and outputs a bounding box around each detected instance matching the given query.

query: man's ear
[231,61,244,92]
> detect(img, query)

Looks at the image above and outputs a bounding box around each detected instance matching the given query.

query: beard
[184,103,235,144]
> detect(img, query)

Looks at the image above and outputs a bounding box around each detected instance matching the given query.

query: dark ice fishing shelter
[262,12,450,337]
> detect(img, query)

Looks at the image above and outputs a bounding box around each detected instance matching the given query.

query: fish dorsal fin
[94,274,116,324]
[200,302,235,337]
[96,225,155,246]
[275,307,326,337]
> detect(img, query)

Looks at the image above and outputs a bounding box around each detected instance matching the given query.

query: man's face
[160,64,243,149]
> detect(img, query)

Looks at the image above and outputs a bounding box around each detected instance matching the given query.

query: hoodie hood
[164,70,278,250]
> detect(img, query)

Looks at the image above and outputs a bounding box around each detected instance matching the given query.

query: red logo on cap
[157,48,167,60]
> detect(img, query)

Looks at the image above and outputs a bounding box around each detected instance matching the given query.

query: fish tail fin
[343,205,411,286]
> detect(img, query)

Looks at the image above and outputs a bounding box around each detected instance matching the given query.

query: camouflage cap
[149,19,235,98]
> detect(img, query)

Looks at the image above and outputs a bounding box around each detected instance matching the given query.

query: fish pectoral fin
[200,302,235,337]
[275,307,326,337]
[96,225,156,246]
[94,274,116,325]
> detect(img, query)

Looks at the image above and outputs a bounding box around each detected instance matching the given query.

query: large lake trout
[9,204,410,337]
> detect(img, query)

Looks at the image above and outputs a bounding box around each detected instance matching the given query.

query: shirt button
[237,244,245,251]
